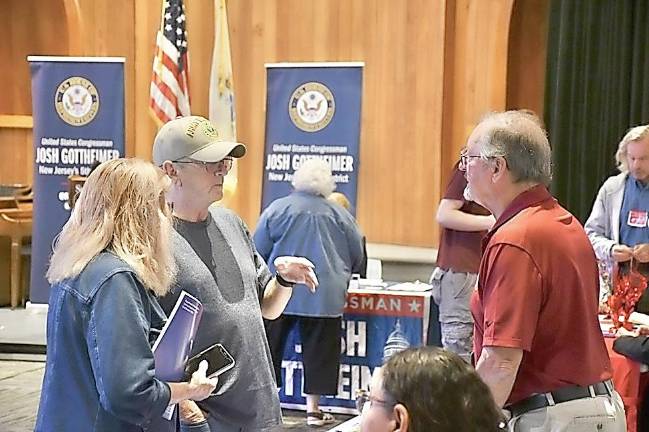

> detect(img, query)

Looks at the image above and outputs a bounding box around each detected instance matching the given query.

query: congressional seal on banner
[54,77,100,126]
[288,82,335,132]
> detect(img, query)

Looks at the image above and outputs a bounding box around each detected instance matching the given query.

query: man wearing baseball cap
[153,116,319,432]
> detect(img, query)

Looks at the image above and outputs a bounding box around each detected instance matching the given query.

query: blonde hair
[615,125,649,173]
[47,158,176,296]
[328,192,351,211]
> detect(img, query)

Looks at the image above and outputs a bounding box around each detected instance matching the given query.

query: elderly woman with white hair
[253,158,365,426]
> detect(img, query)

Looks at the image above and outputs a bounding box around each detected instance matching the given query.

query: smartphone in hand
[184,343,235,381]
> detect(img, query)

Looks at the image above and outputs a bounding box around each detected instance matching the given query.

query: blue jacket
[35,252,173,432]
[253,191,365,317]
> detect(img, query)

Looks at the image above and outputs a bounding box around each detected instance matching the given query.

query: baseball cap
[152,116,246,166]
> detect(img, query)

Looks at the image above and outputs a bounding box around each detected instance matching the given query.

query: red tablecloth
[605,337,648,432]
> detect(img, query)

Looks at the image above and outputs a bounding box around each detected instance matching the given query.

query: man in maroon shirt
[464,110,625,431]
[431,163,494,362]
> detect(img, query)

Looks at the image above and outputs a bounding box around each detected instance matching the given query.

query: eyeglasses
[173,157,233,173]
[460,154,484,168]
[459,148,487,168]
[459,149,500,171]
[355,389,396,413]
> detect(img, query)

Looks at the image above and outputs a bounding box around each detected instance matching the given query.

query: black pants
[265,315,341,395]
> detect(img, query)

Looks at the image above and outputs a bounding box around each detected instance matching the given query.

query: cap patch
[203,123,219,138]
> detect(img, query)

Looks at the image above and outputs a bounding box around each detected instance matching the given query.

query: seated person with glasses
[357,347,505,432]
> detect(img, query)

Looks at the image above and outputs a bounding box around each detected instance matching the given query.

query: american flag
[150,0,191,124]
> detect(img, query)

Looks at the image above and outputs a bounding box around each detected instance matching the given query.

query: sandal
[306,410,336,426]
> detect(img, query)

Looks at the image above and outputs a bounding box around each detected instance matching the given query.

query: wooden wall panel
[1,1,69,116]
[0,129,32,185]
[0,1,70,187]
[440,0,516,188]
[507,0,549,118]
[71,0,136,157]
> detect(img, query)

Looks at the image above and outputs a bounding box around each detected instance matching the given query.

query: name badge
[627,209,648,228]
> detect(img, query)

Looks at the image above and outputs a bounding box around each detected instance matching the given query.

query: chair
[0,209,32,308]
[0,197,18,209]
[68,175,87,209]
[0,184,30,197]
[0,184,32,210]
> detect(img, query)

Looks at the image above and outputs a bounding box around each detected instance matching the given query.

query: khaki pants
[508,391,626,432]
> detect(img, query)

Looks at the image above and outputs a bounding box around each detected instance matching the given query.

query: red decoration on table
[608,259,648,331]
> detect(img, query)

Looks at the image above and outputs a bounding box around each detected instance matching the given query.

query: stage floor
[0,306,47,363]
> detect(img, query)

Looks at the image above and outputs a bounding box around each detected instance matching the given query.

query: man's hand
[612,244,633,262]
[633,244,649,263]
[274,256,319,292]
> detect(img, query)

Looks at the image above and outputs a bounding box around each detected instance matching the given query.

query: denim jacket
[35,252,173,432]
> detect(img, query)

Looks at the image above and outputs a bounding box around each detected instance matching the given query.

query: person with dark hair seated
[358,346,505,432]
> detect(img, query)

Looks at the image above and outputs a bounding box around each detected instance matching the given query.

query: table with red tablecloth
[605,337,649,432]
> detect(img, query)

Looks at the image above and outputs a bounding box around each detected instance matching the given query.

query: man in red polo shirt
[464,110,625,431]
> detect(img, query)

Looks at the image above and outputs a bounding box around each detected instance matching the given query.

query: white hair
[292,158,336,197]
[615,125,649,173]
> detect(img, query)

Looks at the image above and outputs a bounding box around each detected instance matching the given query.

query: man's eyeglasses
[459,148,487,168]
[459,149,501,170]
[355,389,396,413]
[173,157,233,173]
[460,154,484,168]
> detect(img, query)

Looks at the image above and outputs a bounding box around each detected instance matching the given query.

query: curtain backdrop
[545,0,649,222]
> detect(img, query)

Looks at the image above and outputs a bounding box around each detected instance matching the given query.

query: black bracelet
[275,272,295,288]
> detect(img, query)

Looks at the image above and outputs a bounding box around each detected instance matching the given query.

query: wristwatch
[275,272,295,288]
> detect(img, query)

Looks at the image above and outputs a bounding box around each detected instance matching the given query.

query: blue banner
[262,63,363,214]
[279,289,431,414]
[28,57,125,304]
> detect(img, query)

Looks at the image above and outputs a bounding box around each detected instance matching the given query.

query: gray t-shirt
[159,206,280,432]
